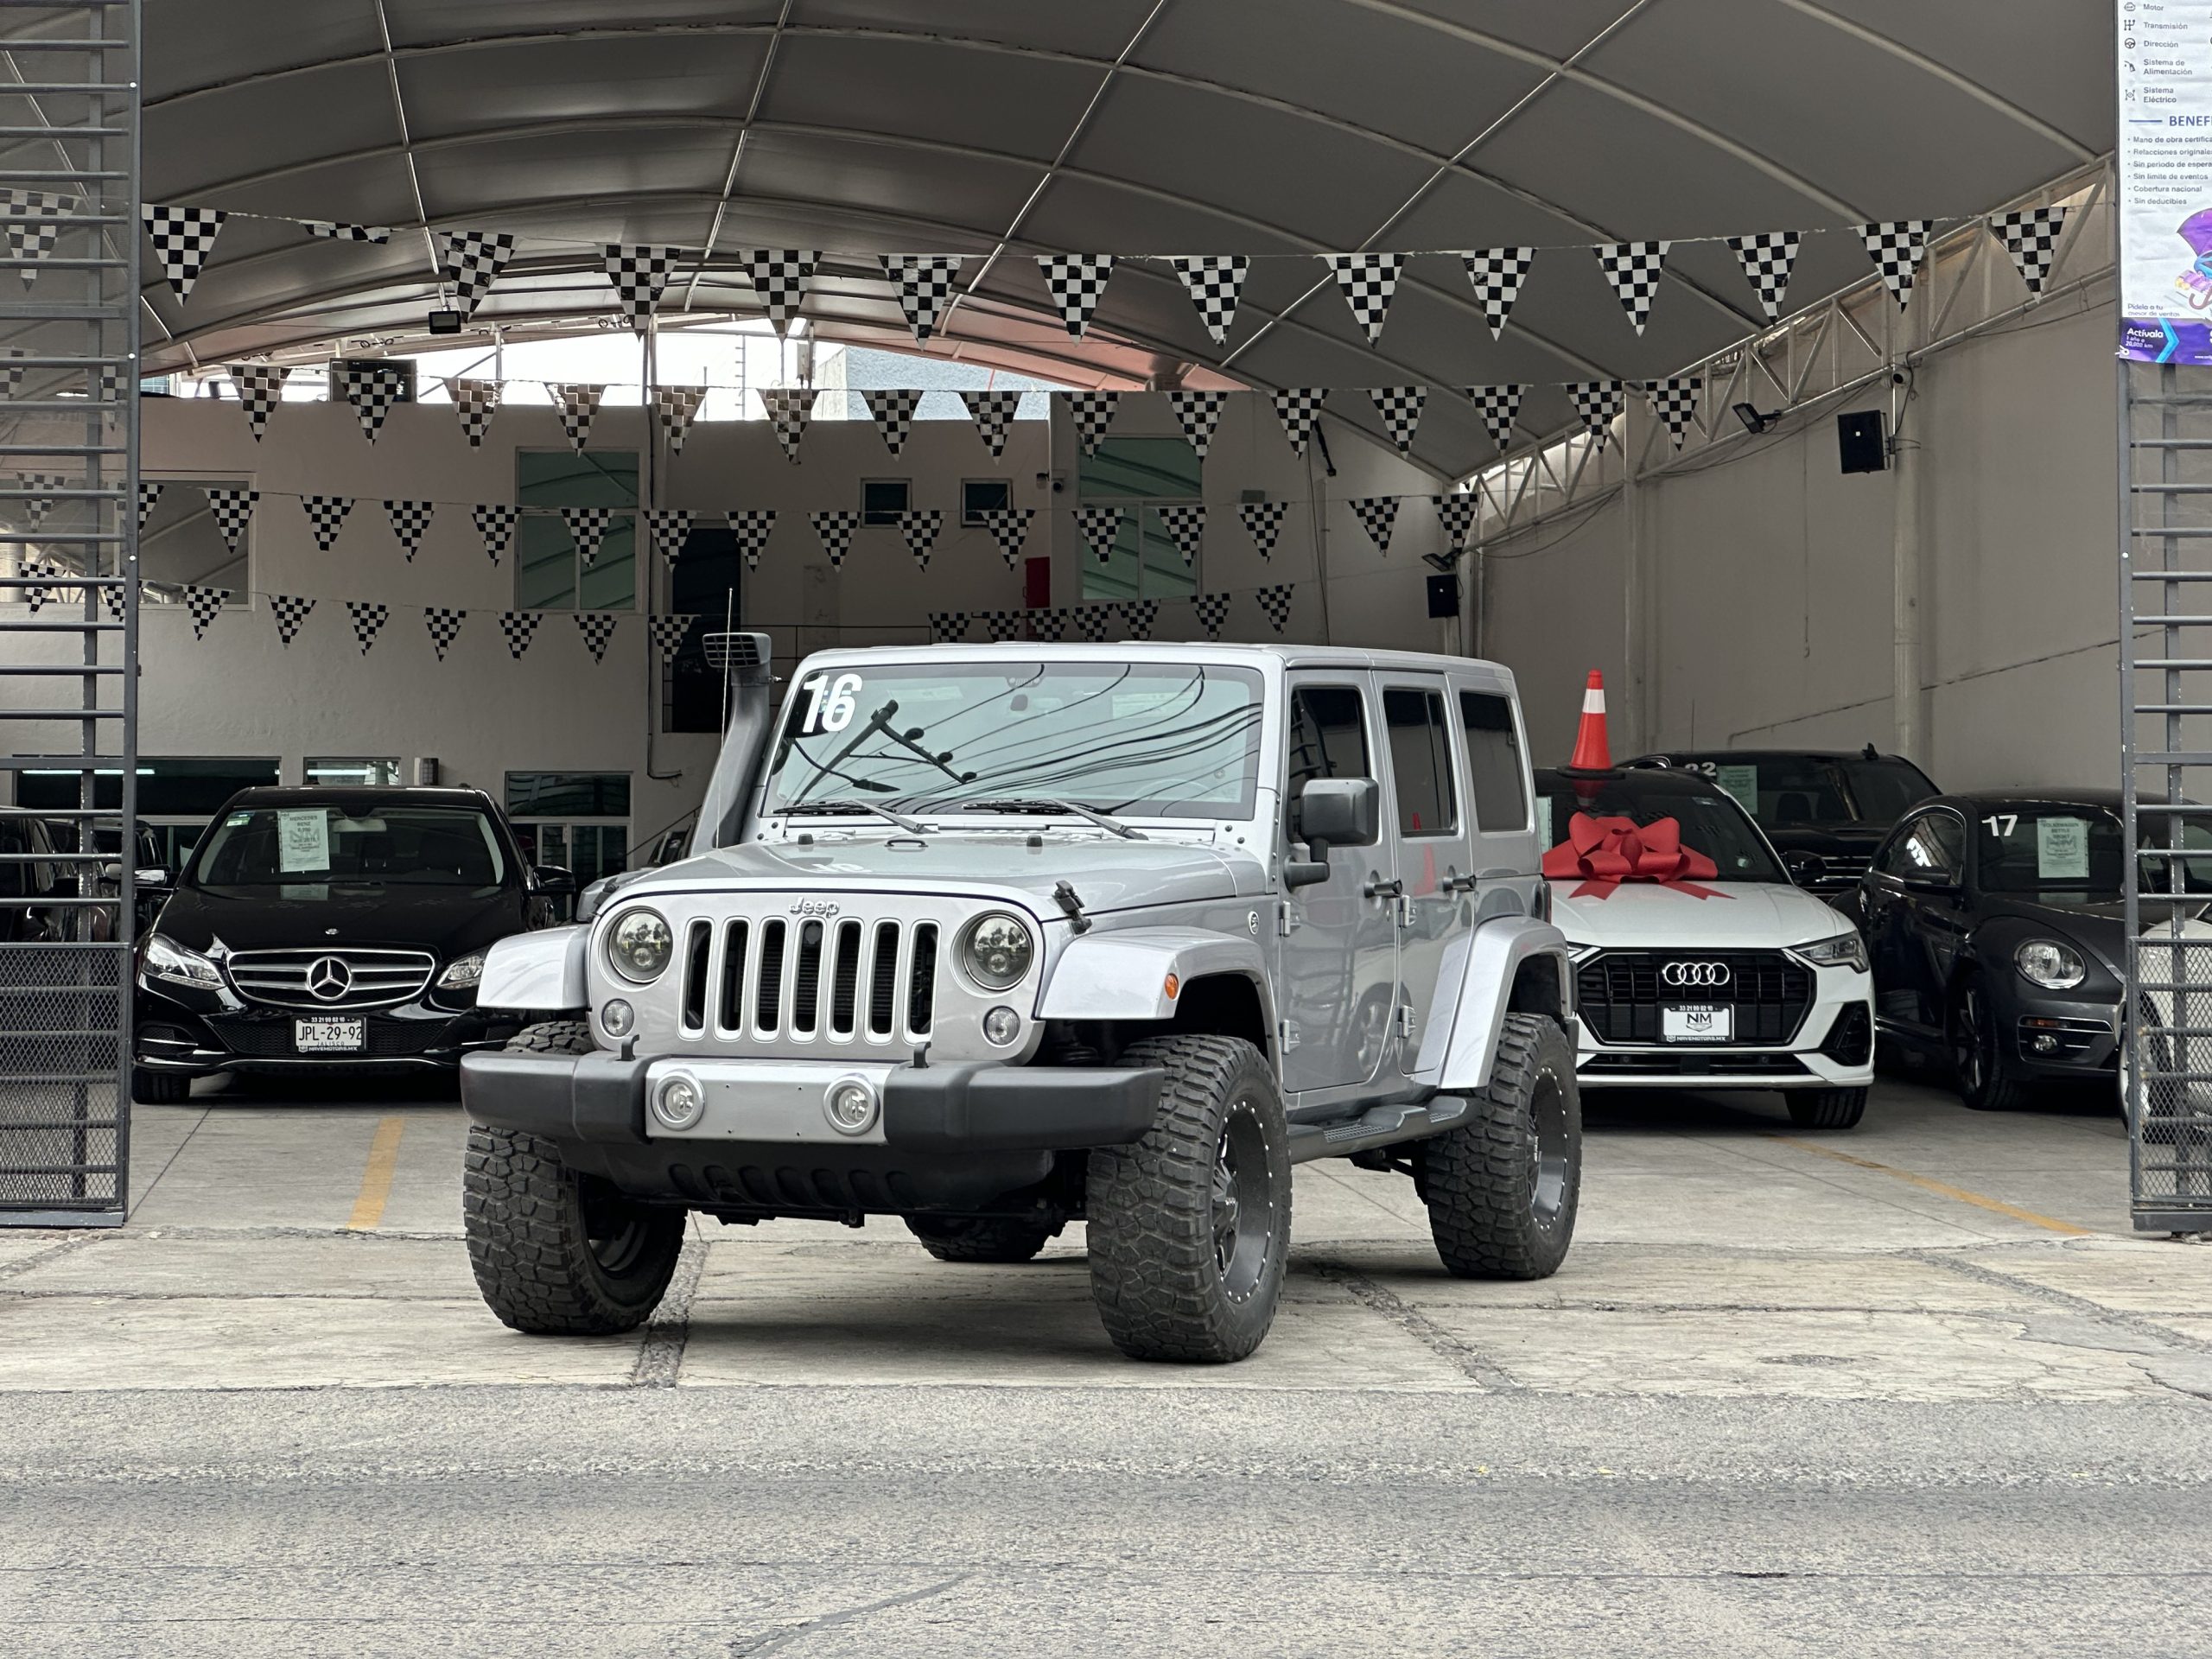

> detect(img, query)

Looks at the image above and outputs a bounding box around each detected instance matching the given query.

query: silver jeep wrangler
[460,636,1580,1363]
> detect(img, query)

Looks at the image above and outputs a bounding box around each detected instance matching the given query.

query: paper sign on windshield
[276,809,330,874]
[1714,765,1758,817]
[2037,816,2090,881]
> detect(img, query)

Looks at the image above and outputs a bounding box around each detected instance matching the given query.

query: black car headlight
[961,912,1034,990]
[606,907,674,984]
[143,932,222,988]
[2016,938,2088,991]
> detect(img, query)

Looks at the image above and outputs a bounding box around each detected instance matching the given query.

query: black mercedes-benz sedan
[131,786,573,1101]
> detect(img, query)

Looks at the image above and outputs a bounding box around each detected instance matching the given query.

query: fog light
[652,1071,705,1131]
[825,1077,878,1135]
[982,1005,1021,1046]
[2031,1033,2058,1055]
[601,998,634,1037]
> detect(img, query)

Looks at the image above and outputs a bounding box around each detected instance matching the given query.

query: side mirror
[134,866,173,890]
[1900,869,1961,896]
[531,864,576,896]
[1782,850,1826,887]
[1285,777,1381,890]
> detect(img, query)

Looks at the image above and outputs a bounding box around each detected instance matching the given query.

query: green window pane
[1079,437,1201,499]
[516,450,639,612]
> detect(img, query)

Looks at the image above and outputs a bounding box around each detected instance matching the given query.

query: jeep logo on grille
[789,898,841,918]
[1662,961,1732,989]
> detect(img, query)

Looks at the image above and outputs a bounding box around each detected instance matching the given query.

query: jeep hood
[620,831,1264,915]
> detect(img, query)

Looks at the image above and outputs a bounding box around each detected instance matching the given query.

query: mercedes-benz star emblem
[1662,961,1732,989]
[305,956,353,1001]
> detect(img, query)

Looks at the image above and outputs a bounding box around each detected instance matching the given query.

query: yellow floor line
[1765,1135,2094,1237]
[346,1116,406,1232]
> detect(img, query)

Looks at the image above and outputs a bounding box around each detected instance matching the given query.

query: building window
[304,758,403,788]
[962,479,1011,525]
[505,772,633,894]
[1078,437,1200,604]
[516,450,638,612]
[140,479,252,608]
[862,479,910,526]
[505,772,631,819]
[664,525,743,734]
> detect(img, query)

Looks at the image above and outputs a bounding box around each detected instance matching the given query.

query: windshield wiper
[957,798,1144,840]
[781,798,930,836]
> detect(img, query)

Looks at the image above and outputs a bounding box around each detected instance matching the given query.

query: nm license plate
[294,1016,365,1053]
[1661,1004,1732,1044]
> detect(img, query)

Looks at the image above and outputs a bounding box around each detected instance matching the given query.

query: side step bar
[1286,1095,1471,1165]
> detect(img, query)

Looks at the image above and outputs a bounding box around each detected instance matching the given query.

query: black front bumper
[136,981,521,1077]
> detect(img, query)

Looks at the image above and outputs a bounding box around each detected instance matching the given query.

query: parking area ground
[7,1076,2212,1655]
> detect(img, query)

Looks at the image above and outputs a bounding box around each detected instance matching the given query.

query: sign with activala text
[2120,0,2212,361]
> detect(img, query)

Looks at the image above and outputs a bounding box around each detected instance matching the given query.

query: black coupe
[131,786,573,1101]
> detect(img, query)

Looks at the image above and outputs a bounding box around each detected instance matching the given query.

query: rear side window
[1286,686,1368,840]
[1459,692,1529,833]
[1382,688,1457,837]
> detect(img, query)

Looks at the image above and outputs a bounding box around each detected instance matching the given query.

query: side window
[1459,691,1528,833]
[1382,688,1457,837]
[1285,685,1368,840]
[1878,811,1964,879]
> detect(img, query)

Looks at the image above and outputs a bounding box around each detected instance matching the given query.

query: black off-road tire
[462,1020,685,1335]
[1085,1034,1291,1363]
[905,1214,1060,1263]
[1787,1086,1868,1130]
[1419,1014,1580,1281]
[131,1067,189,1104]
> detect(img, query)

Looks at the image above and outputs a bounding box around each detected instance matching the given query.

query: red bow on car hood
[1541,812,1730,900]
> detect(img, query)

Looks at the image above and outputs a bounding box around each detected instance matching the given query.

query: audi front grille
[1574,950,1815,1046]
[223,947,436,1011]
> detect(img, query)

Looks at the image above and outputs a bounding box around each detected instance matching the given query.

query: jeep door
[1278,674,1397,1093]
[1377,677,1472,1075]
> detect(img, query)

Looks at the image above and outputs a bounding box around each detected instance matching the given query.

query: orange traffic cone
[1565,670,1611,772]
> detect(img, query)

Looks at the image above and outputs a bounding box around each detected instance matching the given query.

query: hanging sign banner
[2120,0,2212,362]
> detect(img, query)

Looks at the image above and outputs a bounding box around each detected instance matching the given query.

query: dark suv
[1626,747,1939,899]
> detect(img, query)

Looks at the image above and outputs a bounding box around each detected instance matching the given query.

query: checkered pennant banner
[1064,390,1119,456]
[575,612,619,664]
[1038,254,1115,338]
[1856,219,1937,309]
[16,474,58,529]
[137,481,162,533]
[203,486,257,554]
[560,505,613,569]
[99,578,129,623]
[645,509,692,566]
[728,508,776,571]
[1032,608,1068,642]
[1239,500,1288,561]
[268,594,314,648]
[497,611,539,660]
[1075,504,1125,563]
[301,219,391,243]
[760,386,815,463]
[384,499,435,562]
[448,378,499,448]
[1156,503,1206,566]
[1645,377,1703,449]
[183,584,228,639]
[880,254,963,341]
[739,249,819,336]
[602,245,683,330]
[1322,252,1404,343]
[928,610,968,644]
[655,384,706,453]
[1468,384,1526,455]
[339,362,408,442]
[1727,232,1802,321]
[299,494,353,553]
[1,189,70,283]
[473,503,518,566]
[810,509,861,569]
[1459,247,1535,340]
[441,230,516,318]
[651,613,700,660]
[1073,604,1115,644]
[345,601,390,655]
[225,363,289,442]
[1167,390,1230,459]
[1,346,22,397]
[961,389,1024,457]
[978,505,1034,569]
[1271,387,1325,456]
[1595,241,1670,335]
[424,607,467,662]
[1564,379,1628,448]
[978,609,1024,643]
[1192,592,1232,640]
[1168,255,1249,346]
[897,508,944,571]
[551,383,604,452]
[862,388,924,455]
[20,559,66,612]
[1991,206,2071,295]
[1348,496,1399,555]
[1433,493,1479,551]
[1119,598,1160,641]
[142,205,226,301]
[1255,583,1294,634]
[1368,386,1426,454]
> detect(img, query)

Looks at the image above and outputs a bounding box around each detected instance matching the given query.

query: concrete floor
[5,1072,2212,1655]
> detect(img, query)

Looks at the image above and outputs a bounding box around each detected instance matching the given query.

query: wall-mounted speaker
[1838,409,1888,474]
[1426,573,1461,620]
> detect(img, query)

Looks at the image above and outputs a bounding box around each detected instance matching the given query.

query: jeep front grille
[224,947,435,1011]
[687,912,938,1046]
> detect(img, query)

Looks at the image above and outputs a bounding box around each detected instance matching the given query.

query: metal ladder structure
[0,0,138,1226]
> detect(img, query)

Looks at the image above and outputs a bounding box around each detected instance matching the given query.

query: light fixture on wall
[1732,402,1783,435]
[1421,550,1460,574]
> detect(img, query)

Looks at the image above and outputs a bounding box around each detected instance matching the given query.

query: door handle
[1363,875,1404,899]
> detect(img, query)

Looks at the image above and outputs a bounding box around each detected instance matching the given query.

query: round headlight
[607,907,673,983]
[2016,938,2088,991]
[600,997,635,1037]
[982,1005,1022,1046]
[962,912,1034,990]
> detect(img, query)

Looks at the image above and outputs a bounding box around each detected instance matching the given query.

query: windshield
[1654,755,1933,829]
[1537,776,1787,883]
[1840,760,1938,823]
[1975,805,2212,901]
[190,804,509,892]
[763,660,1266,820]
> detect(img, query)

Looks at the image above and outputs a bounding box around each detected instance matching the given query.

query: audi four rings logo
[306,956,353,1001]
[1662,961,1732,988]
